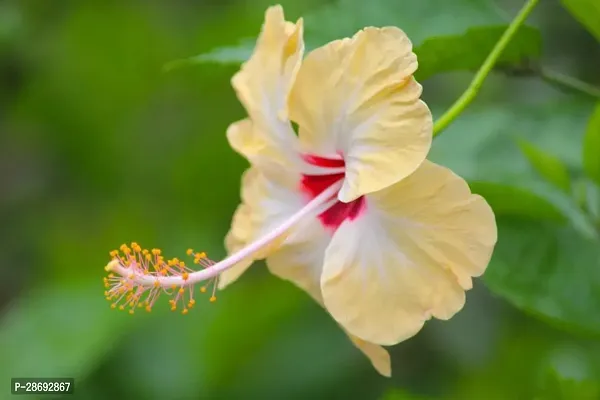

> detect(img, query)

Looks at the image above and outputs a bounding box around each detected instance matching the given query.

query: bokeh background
[1,0,600,399]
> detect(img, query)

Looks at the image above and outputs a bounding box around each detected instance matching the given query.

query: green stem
[540,67,600,99]
[432,0,539,137]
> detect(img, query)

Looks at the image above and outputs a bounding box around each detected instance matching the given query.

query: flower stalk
[432,0,540,137]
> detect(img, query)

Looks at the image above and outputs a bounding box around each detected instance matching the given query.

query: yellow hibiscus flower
[221,5,497,372]
[103,4,497,378]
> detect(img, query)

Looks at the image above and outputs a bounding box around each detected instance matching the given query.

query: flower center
[300,154,366,231]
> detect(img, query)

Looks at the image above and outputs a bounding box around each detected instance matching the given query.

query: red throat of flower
[300,154,366,232]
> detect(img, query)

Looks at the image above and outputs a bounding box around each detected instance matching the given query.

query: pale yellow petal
[289,27,432,202]
[266,223,391,377]
[348,335,391,377]
[230,5,304,166]
[219,166,304,289]
[219,203,256,289]
[219,168,263,289]
[265,218,330,303]
[321,160,497,345]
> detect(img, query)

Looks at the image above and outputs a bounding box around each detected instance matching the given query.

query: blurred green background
[1,0,600,399]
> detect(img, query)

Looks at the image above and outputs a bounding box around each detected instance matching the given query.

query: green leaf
[429,76,596,222]
[524,180,598,240]
[582,103,600,186]
[430,77,593,183]
[468,181,565,222]
[468,177,598,241]
[414,25,540,81]
[585,179,600,221]
[518,139,572,193]
[484,217,600,336]
[165,38,254,70]
[180,0,541,81]
[560,0,600,41]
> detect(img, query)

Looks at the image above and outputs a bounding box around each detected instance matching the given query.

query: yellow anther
[186,248,193,256]
[104,242,206,316]
[209,296,217,303]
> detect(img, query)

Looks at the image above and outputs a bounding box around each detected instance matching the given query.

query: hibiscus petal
[229,5,304,166]
[321,160,497,345]
[266,222,392,377]
[266,219,330,303]
[289,27,432,202]
[219,166,304,289]
[348,335,391,377]
[220,202,256,289]
[219,168,263,289]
